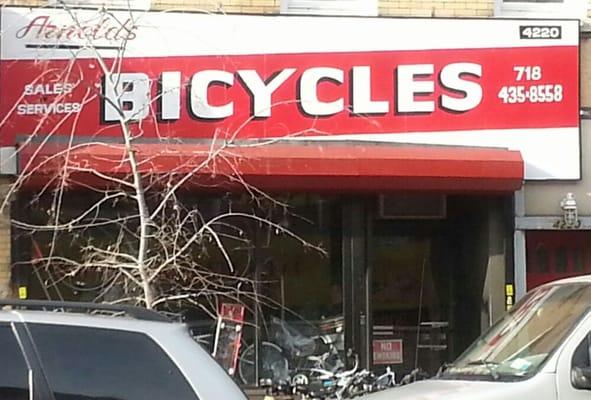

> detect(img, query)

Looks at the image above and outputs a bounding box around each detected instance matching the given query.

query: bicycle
[237,340,291,385]
[291,351,360,400]
[238,316,345,386]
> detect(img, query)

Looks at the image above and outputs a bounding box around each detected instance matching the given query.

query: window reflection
[574,249,584,273]
[535,246,549,273]
[555,247,568,273]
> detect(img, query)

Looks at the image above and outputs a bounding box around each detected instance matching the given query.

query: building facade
[0,0,587,383]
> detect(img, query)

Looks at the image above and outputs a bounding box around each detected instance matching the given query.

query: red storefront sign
[373,339,403,365]
[2,49,578,137]
[0,9,579,179]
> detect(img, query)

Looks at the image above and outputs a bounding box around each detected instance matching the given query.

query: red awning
[19,141,523,193]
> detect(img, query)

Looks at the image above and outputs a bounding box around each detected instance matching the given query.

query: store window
[18,192,343,387]
[574,249,585,273]
[534,245,550,273]
[226,195,344,386]
[526,231,591,290]
[556,247,568,273]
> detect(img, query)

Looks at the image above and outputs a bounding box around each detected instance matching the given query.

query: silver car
[363,275,591,400]
[0,300,247,400]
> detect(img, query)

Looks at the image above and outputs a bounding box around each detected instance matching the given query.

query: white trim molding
[514,189,527,300]
[514,230,527,301]
[515,216,591,230]
[0,147,16,175]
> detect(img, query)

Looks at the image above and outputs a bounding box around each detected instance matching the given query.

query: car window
[0,324,30,400]
[443,284,591,381]
[28,323,199,400]
[572,334,591,369]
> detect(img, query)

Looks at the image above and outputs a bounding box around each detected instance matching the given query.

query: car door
[554,313,591,400]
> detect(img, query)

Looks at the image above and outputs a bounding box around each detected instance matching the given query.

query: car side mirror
[572,367,591,390]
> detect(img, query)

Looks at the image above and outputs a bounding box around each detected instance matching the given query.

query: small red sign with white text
[373,339,403,365]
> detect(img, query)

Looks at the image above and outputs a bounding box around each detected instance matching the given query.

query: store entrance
[370,220,451,378]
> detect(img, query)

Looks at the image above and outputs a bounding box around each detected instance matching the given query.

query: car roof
[0,308,183,334]
[542,274,591,287]
[0,304,249,400]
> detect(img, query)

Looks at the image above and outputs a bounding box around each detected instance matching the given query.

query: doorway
[370,219,451,377]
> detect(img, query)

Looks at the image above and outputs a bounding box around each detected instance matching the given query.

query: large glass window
[0,324,30,400]
[29,324,198,400]
[226,195,344,386]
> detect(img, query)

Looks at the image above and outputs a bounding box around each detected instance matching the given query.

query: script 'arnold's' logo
[15,15,138,43]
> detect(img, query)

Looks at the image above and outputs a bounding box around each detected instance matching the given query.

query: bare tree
[1,3,327,322]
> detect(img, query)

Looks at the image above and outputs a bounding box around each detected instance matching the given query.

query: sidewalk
[244,388,295,400]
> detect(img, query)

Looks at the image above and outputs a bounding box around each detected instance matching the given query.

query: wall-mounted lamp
[554,192,581,229]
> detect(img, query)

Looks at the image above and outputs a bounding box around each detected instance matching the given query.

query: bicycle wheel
[238,341,289,385]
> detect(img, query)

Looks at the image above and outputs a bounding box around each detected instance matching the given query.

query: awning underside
[19,141,524,193]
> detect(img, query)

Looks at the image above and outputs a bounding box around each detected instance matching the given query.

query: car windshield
[440,282,591,382]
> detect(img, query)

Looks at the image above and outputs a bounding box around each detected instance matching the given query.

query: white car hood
[362,375,556,400]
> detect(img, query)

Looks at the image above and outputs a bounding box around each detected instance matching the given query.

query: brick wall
[9,0,591,17]
[582,38,591,109]
[152,0,278,13]
[379,0,493,17]
[2,0,494,16]
[0,180,12,299]
[1,0,44,5]
[1,0,280,13]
